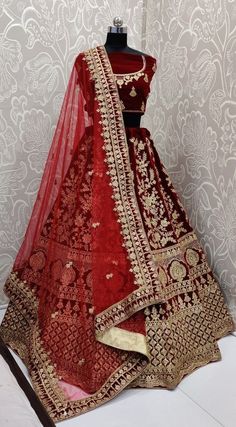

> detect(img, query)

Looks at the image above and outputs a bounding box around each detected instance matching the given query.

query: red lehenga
[0,45,233,421]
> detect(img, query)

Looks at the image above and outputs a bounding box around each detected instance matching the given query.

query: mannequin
[104,17,147,127]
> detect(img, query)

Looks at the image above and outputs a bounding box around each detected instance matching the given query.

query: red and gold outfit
[0,45,233,421]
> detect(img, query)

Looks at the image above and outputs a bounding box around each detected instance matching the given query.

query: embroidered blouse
[107,51,157,114]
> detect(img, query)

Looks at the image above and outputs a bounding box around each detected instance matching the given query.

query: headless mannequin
[104,23,147,128]
[104,32,148,56]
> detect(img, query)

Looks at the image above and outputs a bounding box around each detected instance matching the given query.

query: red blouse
[107,51,157,114]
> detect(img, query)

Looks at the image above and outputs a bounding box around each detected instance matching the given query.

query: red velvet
[107,51,156,113]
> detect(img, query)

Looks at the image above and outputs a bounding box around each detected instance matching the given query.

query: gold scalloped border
[1,271,148,421]
[83,45,165,332]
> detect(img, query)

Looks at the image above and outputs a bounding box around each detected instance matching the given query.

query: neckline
[101,45,146,77]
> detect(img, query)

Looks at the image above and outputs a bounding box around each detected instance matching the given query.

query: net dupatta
[14,53,92,266]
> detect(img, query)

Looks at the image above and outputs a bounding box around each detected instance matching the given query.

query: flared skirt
[0,127,233,421]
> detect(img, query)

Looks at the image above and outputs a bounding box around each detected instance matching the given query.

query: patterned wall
[0,0,236,330]
[142,0,236,329]
[0,0,144,305]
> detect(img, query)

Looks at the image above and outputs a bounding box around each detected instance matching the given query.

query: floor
[1,308,236,427]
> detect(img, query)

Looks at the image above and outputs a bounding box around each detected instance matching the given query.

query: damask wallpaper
[0,0,235,330]
[142,0,236,329]
[0,0,144,306]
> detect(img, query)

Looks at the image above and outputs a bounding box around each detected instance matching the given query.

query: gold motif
[131,288,233,389]
[114,55,146,88]
[106,273,113,279]
[120,100,125,111]
[0,271,149,421]
[144,73,148,83]
[158,267,168,285]
[129,86,137,97]
[186,248,200,266]
[169,260,187,281]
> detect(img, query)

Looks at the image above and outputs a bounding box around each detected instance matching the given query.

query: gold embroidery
[83,46,234,340]
[129,86,137,97]
[1,271,149,421]
[114,55,146,88]
[169,260,187,281]
[131,276,234,389]
[144,73,148,83]
[158,267,168,286]
[120,99,125,110]
[1,268,233,420]
[84,46,161,330]
[186,248,200,266]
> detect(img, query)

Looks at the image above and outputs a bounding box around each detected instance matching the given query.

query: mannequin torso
[104,32,148,127]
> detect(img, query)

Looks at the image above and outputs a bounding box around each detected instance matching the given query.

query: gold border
[84,45,166,333]
[1,271,149,421]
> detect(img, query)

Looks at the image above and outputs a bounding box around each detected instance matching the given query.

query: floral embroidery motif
[169,260,187,281]
[185,248,200,266]
[41,136,93,251]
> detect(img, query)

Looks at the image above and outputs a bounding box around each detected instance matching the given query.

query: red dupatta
[1,45,161,420]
